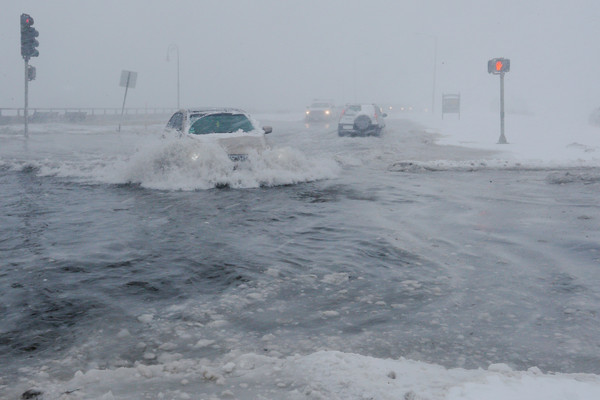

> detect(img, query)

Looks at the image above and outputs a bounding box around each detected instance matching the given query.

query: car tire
[354,115,371,131]
[338,130,346,137]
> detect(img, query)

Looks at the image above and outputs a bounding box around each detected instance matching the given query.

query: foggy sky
[2,0,600,117]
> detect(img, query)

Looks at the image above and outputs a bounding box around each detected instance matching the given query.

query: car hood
[186,131,267,155]
[218,134,267,155]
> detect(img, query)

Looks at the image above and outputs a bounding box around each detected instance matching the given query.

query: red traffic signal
[488,58,510,74]
[20,13,39,60]
[21,13,34,28]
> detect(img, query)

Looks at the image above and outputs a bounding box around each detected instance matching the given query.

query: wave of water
[117,139,340,190]
[0,132,340,190]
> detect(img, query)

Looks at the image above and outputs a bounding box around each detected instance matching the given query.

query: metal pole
[24,59,29,137]
[353,59,357,103]
[431,36,437,114]
[498,72,507,144]
[176,48,180,109]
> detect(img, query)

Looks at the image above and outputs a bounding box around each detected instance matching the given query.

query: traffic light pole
[498,72,507,144]
[488,58,510,144]
[20,13,39,137]
[24,58,29,138]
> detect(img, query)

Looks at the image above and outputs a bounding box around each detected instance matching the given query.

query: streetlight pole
[431,35,437,115]
[167,44,180,109]
[412,32,438,114]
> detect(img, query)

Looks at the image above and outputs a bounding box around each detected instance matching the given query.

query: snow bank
[10,351,600,399]
[420,110,600,165]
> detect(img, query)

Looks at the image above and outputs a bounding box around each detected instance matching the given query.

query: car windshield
[189,113,254,135]
[310,103,331,108]
[343,105,362,116]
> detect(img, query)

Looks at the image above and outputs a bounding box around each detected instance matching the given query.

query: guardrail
[0,107,177,124]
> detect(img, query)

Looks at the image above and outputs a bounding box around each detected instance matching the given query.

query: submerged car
[337,103,387,137]
[305,101,336,122]
[164,108,272,161]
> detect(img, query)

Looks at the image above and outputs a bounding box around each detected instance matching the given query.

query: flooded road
[1,116,599,398]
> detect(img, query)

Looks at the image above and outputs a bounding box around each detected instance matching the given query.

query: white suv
[164,108,272,161]
[337,104,387,137]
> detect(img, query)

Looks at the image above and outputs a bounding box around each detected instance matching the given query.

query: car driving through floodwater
[337,103,387,137]
[164,108,272,161]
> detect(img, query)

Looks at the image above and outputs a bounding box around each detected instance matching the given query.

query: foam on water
[0,128,340,190]
[116,138,340,190]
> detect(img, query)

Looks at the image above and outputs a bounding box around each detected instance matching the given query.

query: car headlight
[306,110,310,115]
[325,110,330,115]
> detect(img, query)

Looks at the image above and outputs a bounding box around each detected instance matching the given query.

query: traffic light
[488,58,510,74]
[20,13,39,60]
[27,65,36,81]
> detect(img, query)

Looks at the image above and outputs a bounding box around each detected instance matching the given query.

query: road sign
[118,70,138,132]
[442,93,460,119]
[120,70,137,88]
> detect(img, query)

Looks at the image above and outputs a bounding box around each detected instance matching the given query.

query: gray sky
[2,0,600,116]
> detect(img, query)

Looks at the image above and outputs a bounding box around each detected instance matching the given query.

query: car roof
[182,107,248,115]
[344,103,377,110]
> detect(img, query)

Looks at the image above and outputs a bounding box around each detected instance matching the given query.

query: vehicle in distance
[589,107,600,126]
[165,108,272,161]
[337,103,387,137]
[305,100,336,122]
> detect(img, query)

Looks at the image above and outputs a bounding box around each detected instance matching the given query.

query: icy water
[1,117,599,398]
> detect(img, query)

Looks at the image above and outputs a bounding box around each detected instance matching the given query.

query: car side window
[167,112,183,131]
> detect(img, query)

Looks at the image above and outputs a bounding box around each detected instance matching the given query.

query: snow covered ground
[16,350,600,400]
[422,109,600,166]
